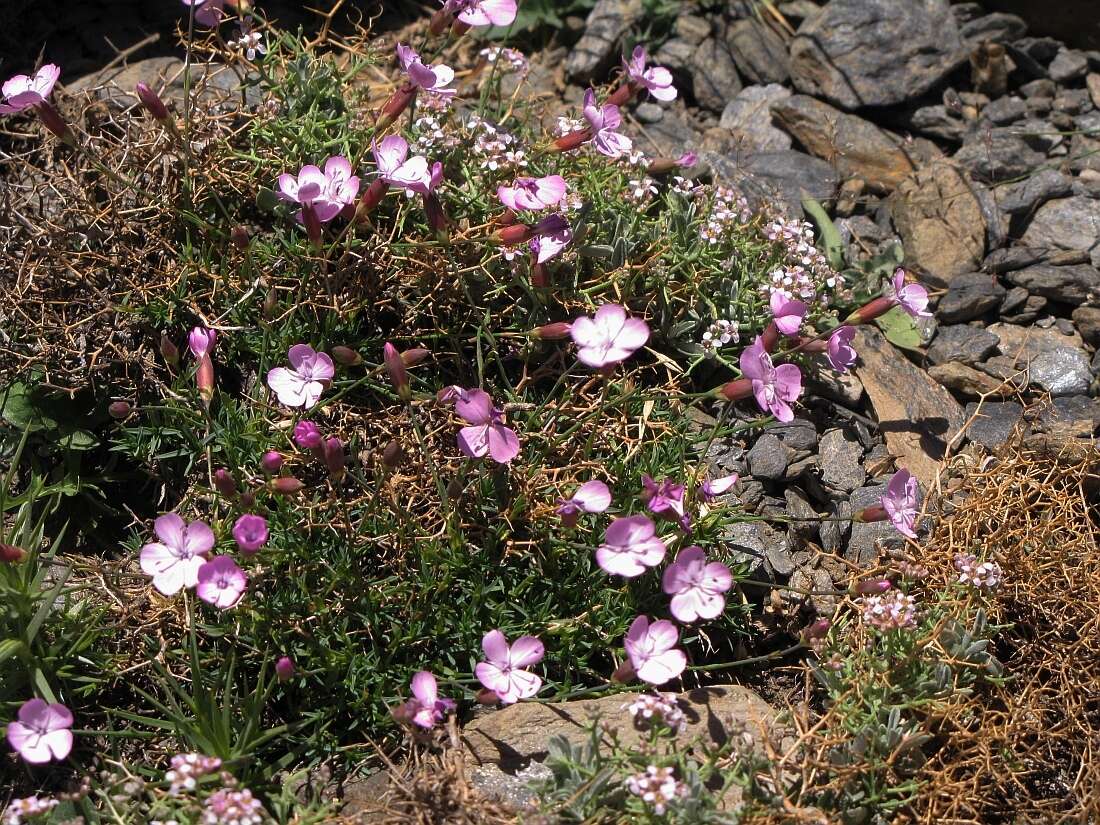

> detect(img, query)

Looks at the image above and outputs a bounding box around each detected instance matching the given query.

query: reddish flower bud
[531,262,549,288]
[376,83,418,131]
[550,128,592,153]
[852,578,892,595]
[261,451,283,474]
[135,82,169,121]
[357,178,389,220]
[401,347,430,367]
[611,659,637,684]
[450,19,471,36]
[491,223,536,245]
[160,333,180,367]
[717,377,753,402]
[275,656,295,682]
[269,476,304,495]
[196,355,215,404]
[231,224,250,248]
[382,440,405,468]
[854,503,888,525]
[604,83,635,107]
[846,296,894,326]
[797,336,828,354]
[35,101,74,146]
[761,322,779,353]
[423,193,449,244]
[801,619,831,643]
[530,322,573,340]
[495,208,517,226]
[108,401,131,420]
[239,491,256,509]
[1,543,28,564]
[646,157,678,175]
[322,437,345,480]
[332,346,363,366]
[214,468,238,499]
[383,342,411,401]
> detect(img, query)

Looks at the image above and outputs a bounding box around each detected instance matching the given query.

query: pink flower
[699,474,738,501]
[267,345,335,409]
[529,213,572,264]
[188,327,217,359]
[497,175,567,211]
[0,64,60,114]
[582,88,632,158]
[181,0,224,27]
[277,157,359,224]
[321,155,360,210]
[770,292,807,336]
[881,469,920,539]
[570,304,650,368]
[557,480,611,527]
[140,514,214,596]
[641,475,690,530]
[401,160,444,197]
[661,546,732,623]
[6,699,73,764]
[293,420,323,449]
[232,514,268,554]
[454,389,521,464]
[397,671,455,728]
[457,0,517,27]
[887,268,931,318]
[275,656,295,681]
[260,451,283,474]
[739,336,802,423]
[196,555,247,609]
[597,515,666,577]
[624,46,676,102]
[624,616,686,685]
[396,44,455,97]
[827,326,857,373]
[475,630,544,704]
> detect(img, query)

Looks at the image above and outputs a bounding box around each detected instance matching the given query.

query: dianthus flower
[827,325,857,372]
[529,213,573,263]
[0,65,60,114]
[497,174,567,211]
[396,43,455,98]
[475,630,544,704]
[625,765,688,815]
[454,389,521,464]
[881,469,920,539]
[698,473,739,501]
[570,304,649,368]
[738,336,802,423]
[165,753,223,794]
[140,514,213,596]
[277,157,359,224]
[394,671,455,728]
[232,514,268,555]
[267,344,335,409]
[860,591,918,631]
[661,546,732,623]
[6,699,73,764]
[641,475,690,530]
[196,556,247,610]
[181,0,224,26]
[293,420,322,449]
[597,515,666,577]
[770,291,807,336]
[622,46,677,102]
[557,480,611,527]
[624,693,686,733]
[624,616,687,685]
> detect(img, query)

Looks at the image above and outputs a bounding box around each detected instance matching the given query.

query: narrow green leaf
[801,197,845,270]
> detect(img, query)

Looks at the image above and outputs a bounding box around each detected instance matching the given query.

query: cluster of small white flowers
[954,553,1003,590]
[411,113,460,154]
[625,176,658,204]
[562,191,585,213]
[699,185,751,244]
[625,693,686,732]
[625,765,688,815]
[166,753,223,794]
[554,115,586,138]
[762,217,842,304]
[201,788,266,825]
[860,591,918,631]
[466,115,528,172]
[230,31,266,61]
[623,149,649,167]
[700,319,739,358]
[2,797,58,825]
[478,46,529,74]
[671,175,697,196]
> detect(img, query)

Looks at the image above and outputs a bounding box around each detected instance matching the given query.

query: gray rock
[1053,88,1093,115]
[653,38,696,75]
[1020,197,1100,267]
[564,0,642,82]
[1015,37,1062,65]
[960,12,1027,43]
[70,56,264,113]
[725,18,790,85]
[1049,48,1090,83]
[846,483,900,566]
[936,272,1006,323]
[908,104,969,142]
[1030,348,1093,396]
[1005,263,1100,304]
[955,128,1046,182]
[1071,306,1100,346]
[1037,395,1100,438]
[983,246,1051,273]
[927,325,999,365]
[747,433,793,481]
[963,401,1024,448]
[950,2,983,24]
[722,522,779,577]
[1020,78,1057,98]
[982,96,1029,125]
[789,0,966,110]
[770,418,819,453]
[719,84,793,152]
[930,361,1014,398]
[1008,118,1065,152]
[819,428,866,493]
[986,322,1092,395]
[995,169,1074,217]
[634,102,664,123]
[736,150,840,216]
[690,38,742,113]
[785,486,819,544]
[673,13,712,45]
[1068,113,1100,174]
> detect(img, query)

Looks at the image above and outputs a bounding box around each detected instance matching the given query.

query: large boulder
[789,0,966,109]
[564,0,642,82]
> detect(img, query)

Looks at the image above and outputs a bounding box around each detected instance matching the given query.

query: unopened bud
[801,619,831,643]
[550,128,592,153]
[357,178,389,220]
[231,224,250,248]
[401,347,430,367]
[854,503,887,525]
[423,193,449,244]
[761,322,779,353]
[845,296,894,326]
[491,222,537,245]
[531,262,549,288]
[135,82,169,121]
[476,688,499,705]
[269,476,304,495]
[376,83,418,131]
[303,205,323,248]
[429,6,456,35]
[275,656,295,682]
[495,208,517,226]
[260,451,283,474]
[322,437,345,480]
[1,543,28,564]
[382,440,405,468]
[332,345,363,366]
[611,659,637,684]
[531,322,573,340]
[852,578,892,595]
[160,333,180,367]
[262,287,277,321]
[108,401,131,420]
[383,342,411,401]
[604,83,635,107]
[239,491,256,509]
[213,468,238,499]
[450,18,471,36]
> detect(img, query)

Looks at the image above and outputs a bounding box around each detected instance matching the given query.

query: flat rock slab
[854,327,966,486]
[462,684,784,771]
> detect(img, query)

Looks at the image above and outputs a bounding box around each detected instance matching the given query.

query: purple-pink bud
[1,543,28,564]
[611,659,637,684]
[160,333,180,367]
[401,347,430,367]
[275,656,295,682]
[135,82,169,121]
[261,451,283,474]
[293,421,323,450]
[382,440,405,468]
[231,224,250,248]
[232,513,268,554]
[476,687,499,705]
[269,476,304,495]
[853,578,892,595]
[108,401,132,420]
[213,468,238,499]
[801,619,831,642]
[383,342,411,401]
[322,437,345,480]
[36,101,74,145]
[332,346,363,366]
[531,322,573,340]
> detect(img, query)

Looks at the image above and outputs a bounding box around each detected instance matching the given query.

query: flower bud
[293,421,322,450]
[450,18,471,36]
[801,619,831,643]
[213,468,238,500]
[854,503,887,525]
[135,82,169,121]
[269,476,304,495]
[108,401,131,420]
[382,440,405,468]
[383,342,411,401]
[423,193,449,245]
[491,222,537,245]
[240,491,256,509]
[761,322,779,353]
[196,355,215,405]
[429,6,455,35]
[322,437,345,480]
[332,346,363,366]
[531,262,549,288]
[845,296,894,326]
[230,224,250,248]
[303,205,323,248]
[852,578,892,595]
[401,347,430,367]
[232,513,268,554]
[160,333,180,367]
[1,543,28,564]
[495,208,516,226]
[604,83,634,107]
[717,377,753,402]
[275,656,295,682]
[376,83,418,131]
[262,287,277,321]
[357,178,389,220]
[611,659,637,684]
[797,336,828,354]
[261,451,283,474]
[530,322,573,340]
[476,688,499,705]
[550,128,592,153]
